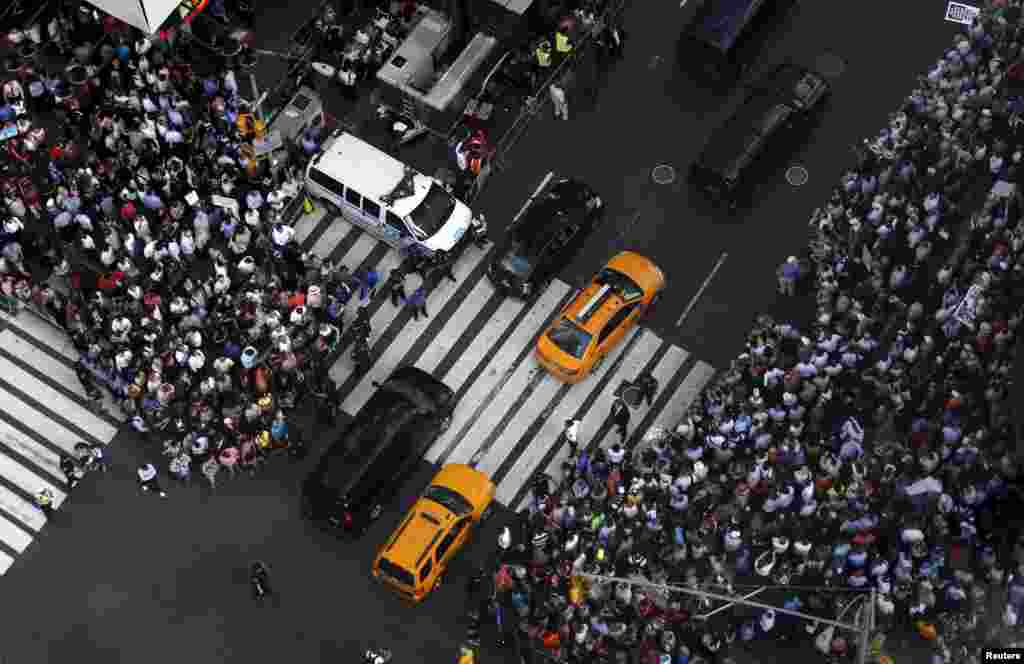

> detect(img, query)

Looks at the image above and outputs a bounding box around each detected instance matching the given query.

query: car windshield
[547,318,593,359]
[423,484,474,516]
[596,267,644,301]
[499,243,534,277]
[408,183,456,240]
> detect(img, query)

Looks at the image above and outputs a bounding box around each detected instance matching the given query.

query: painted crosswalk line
[278,217,722,507]
[0,309,122,576]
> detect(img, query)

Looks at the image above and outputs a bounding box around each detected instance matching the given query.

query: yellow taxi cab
[373,464,495,602]
[536,251,665,383]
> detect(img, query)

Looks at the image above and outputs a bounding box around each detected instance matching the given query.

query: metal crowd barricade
[492,0,628,171]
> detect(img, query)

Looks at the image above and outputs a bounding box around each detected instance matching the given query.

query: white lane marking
[676,252,728,327]
[451,361,552,468]
[507,331,647,509]
[584,333,667,451]
[425,282,569,464]
[424,293,527,463]
[592,343,690,451]
[0,331,125,422]
[310,215,353,260]
[474,368,563,477]
[293,206,328,245]
[0,420,63,485]
[651,360,716,430]
[0,477,46,532]
[0,450,66,509]
[512,171,556,226]
[0,510,32,553]
[415,277,496,375]
[0,386,83,456]
[3,310,79,363]
[0,357,118,442]
[341,245,490,414]
[493,330,649,505]
[0,549,14,576]
[339,232,378,270]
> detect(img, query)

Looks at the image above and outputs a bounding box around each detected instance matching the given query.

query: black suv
[302,367,455,536]
[689,63,829,210]
[488,178,604,298]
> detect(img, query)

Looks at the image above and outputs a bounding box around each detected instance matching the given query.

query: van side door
[343,187,383,232]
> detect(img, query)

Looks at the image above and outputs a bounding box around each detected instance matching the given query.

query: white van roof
[313,132,433,217]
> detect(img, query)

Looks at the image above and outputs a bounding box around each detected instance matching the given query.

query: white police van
[305,131,473,256]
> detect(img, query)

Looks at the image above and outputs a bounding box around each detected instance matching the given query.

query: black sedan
[302,366,455,536]
[487,177,604,298]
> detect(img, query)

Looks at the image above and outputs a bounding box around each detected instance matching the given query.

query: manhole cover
[813,52,847,79]
[652,164,676,185]
[621,386,643,408]
[786,165,809,186]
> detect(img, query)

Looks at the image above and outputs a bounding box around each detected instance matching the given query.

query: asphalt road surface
[0,0,969,663]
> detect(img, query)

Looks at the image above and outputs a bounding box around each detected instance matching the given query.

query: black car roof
[512,180,589,256]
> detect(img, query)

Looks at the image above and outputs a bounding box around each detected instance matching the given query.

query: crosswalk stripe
[508,328,651,511]
[489,330,650,500]
[433,295,524,396]
[0,448,66,511]
[456,365,552,469]
[473,369,562,477]
[0,384,95,455]
[415,277,496,374]
[0,547,14,575]
[0,472,46,532]
[310,216,353,261]
[0,511,32,553]
[430,282,571,467]
[0,356,118,443]
[340,245,490,414]
[338,232,379,271]
[651,360,716,430]
[293,206,328,247]
[0,329,125,423]
[0,418,64,486]
[591,343,691,451]
[2,309,79,364]
[299,209,335,252]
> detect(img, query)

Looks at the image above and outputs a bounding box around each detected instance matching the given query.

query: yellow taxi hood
[432,464,495,510]
[606,251,666,294]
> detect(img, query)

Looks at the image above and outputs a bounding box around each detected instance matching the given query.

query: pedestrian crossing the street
[296,208,719,509]
[0,308,122,577]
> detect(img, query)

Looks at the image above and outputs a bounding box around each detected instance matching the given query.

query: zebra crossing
[296,207,719,510]
[0,307,122,577]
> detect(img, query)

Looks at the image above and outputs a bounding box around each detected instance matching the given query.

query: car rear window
[378,556,415,587]
[423,484,474,516]
[547,318,593,359]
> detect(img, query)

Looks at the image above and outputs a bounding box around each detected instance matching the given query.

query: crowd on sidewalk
[477,4,1024,664]
[0,3,456,498]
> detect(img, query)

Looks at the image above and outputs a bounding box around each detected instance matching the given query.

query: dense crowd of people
[0,3,411,490]
[485,4,1024,664]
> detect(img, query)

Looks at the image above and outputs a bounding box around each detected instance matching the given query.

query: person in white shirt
[137,462,167,497]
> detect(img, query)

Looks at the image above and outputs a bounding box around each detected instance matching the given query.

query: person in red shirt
[97,271,125,291]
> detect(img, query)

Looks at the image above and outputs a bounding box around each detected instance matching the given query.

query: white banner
[945,2,981,26]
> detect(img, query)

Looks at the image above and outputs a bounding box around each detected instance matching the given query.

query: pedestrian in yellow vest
[533,39,552,88]
[554,16,575,67]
